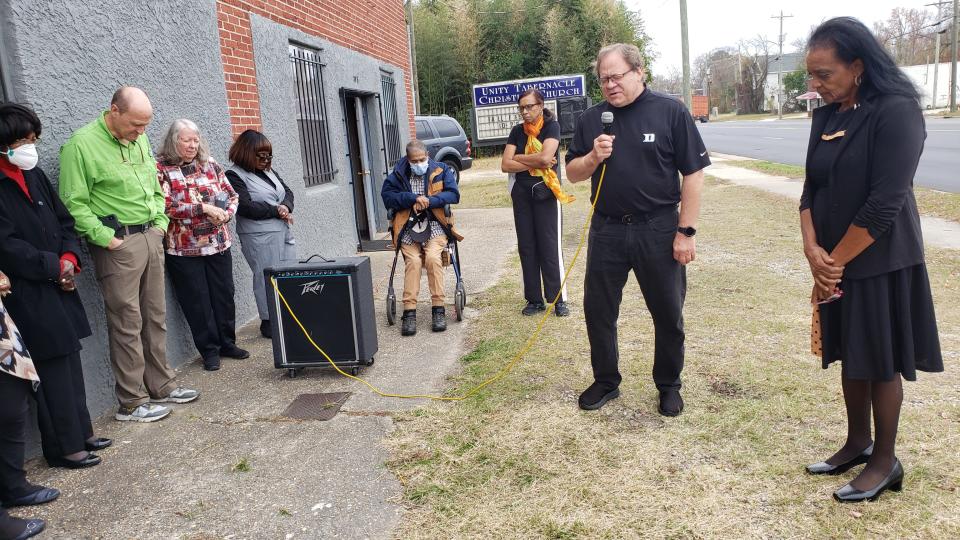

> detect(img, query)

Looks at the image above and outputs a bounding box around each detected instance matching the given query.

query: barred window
[289,44,336,186]
[380,72,403,168]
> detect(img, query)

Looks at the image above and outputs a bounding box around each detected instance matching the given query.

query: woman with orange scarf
[501,89,575,317]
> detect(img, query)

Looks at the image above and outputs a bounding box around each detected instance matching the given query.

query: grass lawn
[385,175,959,538]
[712,112,777,123]
[725,160,960,223]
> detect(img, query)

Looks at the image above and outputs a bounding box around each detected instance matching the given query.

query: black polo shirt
[565,87,710,217]
[506,115,561,184]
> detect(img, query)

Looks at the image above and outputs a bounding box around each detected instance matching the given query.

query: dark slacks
[33,351,93,460]
[511,181,566,304]
[165,249,238,361]
[583,210,686,391]
[0,374,34,505]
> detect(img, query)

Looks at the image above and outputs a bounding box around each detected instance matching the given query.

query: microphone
[601,111,614,135]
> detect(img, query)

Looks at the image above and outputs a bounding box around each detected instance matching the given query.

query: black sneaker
[259,320,272,339]
[554,301,570,317]
[401,310,417,336]
[521,302,546,316]
[578,382,621,410]
[221,345,250,359]
[431,306,447,332]
[658,389,684,417]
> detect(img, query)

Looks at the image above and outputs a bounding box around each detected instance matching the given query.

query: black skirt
[819,264,943,381]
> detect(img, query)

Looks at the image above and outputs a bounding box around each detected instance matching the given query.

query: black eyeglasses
[597,69,634,85]
[256,152,273,160]
[517,104,541,112]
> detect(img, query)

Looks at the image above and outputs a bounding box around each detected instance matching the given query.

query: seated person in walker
[381,140,461,336]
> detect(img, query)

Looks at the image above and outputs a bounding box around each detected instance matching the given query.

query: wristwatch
[677,226,697,237]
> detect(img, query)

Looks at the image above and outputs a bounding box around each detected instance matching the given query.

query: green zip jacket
[58,113,169,247]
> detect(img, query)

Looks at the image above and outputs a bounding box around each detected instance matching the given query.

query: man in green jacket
[59,86,198,423]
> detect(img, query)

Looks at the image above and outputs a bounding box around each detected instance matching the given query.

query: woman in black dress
[799,17,943,502]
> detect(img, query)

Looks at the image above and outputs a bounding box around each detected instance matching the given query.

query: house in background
[763,51,805,113]
[0,0,414,419]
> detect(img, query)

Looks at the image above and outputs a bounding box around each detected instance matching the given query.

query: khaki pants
[400,235,447,309]
[89,229,177,408]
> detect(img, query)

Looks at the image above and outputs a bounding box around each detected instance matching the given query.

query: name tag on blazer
[821,130,846,141]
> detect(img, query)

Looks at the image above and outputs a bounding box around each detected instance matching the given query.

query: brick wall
[216,0,414,138]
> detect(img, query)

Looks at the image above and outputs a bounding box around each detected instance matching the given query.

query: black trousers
[166,250,238,361]
[0,374,34,505]
[583,211,686,391]
[511,181,566,304]
[33,351,94,460]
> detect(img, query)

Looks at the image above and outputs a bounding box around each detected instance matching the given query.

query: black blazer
[0,167,92,360]
[800,94,926,279]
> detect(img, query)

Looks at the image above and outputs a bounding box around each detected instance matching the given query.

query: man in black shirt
[566,43,709,416]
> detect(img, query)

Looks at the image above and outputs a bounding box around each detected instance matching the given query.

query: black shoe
[260,320,272,339]
[48,453,101,470]
[432,306,447,332]
[554,301,570,317]
[85,437,112,451]
[2,487,60,508]
[806,443,874,475]
[522,302,546,316]
[658,389,684,417]
[203,356,222,371]
[220,345,250,359]
[401,310,417,336]
[834,459,904,502]
[10,518,45,540]
[578,382,620,410]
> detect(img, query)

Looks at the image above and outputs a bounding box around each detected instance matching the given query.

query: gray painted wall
[0,1,409,425]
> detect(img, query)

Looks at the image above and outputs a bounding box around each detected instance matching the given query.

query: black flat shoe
[85,437,112,451]
[2,487,60,508]
[806,443,874,475]
[48,453,101,470]
[221,345,250,359]
[834,459,904,502]
[658,389,684,417]
[260,320,272,339]
[11,518,45,540]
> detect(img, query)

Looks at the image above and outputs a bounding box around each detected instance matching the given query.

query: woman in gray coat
[225,130,296,339]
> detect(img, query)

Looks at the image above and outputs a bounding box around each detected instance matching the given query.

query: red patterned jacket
[157,157,239,257]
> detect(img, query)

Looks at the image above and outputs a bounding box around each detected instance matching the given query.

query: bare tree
[651,66,683,95]
[738,37,771,113]
[873,8,936,66]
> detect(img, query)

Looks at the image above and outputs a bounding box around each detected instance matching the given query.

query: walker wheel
[287,368,299,379]
[350,367,360,376]
[386,293,397,325]
[454,283,466,322]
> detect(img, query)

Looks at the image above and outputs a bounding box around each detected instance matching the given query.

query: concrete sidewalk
[20,207,518,539]
[708,153,960,250]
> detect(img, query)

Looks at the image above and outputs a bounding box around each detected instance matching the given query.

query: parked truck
[690,95,709,123]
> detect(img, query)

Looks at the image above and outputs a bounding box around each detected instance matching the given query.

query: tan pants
[89,229,177,408]
[400,235,447,309]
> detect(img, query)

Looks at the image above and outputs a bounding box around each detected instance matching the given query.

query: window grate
[289,44,337,187]
[380,73,403,169]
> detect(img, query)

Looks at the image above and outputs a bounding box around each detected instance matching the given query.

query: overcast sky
[629,0,935,75]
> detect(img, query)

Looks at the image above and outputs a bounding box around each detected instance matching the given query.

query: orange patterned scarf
[523,115,575,204]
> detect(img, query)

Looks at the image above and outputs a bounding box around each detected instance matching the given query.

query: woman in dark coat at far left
[0,102,110,469]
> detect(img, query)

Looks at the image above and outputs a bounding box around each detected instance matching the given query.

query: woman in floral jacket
[157,119,248,371]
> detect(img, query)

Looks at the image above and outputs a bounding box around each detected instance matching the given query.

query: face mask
[5,144,39,170]
[410,160,429,176]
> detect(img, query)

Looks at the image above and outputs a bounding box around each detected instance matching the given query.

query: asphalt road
[698,117,960,193]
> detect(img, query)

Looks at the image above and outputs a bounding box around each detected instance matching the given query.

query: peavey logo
[300,280,326,296]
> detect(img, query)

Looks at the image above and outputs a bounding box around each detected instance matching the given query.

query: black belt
[595,205,677,224]
[114,223,151,238]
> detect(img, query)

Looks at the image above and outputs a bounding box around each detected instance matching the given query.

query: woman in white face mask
[0,102,108,475]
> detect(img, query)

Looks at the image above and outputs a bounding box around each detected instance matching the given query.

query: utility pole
[933,30,941,108]
[406,0,421,114]
[680,0,692,109]
[771,10,793,120]
[951,0,959,112]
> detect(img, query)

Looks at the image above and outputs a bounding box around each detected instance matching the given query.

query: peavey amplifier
[265,257,377,377]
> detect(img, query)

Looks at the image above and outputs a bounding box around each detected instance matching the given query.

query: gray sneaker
[152,387,200,404]
[115,403,171,423]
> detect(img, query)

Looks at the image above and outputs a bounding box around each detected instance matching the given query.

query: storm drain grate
[281,392,352,421]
